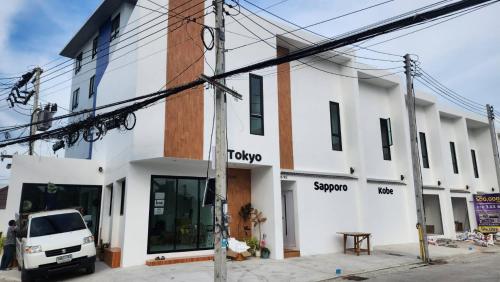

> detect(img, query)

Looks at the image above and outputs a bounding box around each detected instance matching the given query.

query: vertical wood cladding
[277,47,294,169]
[227,168,252,240]
[164,0,205,159]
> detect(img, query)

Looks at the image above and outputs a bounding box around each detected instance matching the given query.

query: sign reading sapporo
[473,193,500,233]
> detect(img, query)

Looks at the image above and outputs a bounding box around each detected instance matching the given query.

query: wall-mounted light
[350,167,355,174]
[466,185,469,190]
[98,167,103,173]
[437,180,441,186]
[6,163,12,169]
[492,188,495,192]
[400,175,405,181]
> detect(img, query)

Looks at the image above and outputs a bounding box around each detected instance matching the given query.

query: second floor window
[471,149,479,178]
[89,75,95,98]
[92,37,98,59]
[249,74,264,135]
[329,102,342,151]
[110,14,120,41]
[419,132,430,168]
[380,118,393,161]
[450,141,459,174]
[75,52,83,74]
[72,88,80,110]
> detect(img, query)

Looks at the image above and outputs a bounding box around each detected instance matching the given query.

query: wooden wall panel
[227,168,251,240]
[164,0,205,159]
[277,47,294,169]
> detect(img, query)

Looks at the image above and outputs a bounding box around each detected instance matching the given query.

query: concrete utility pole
[486,104,500,190]
[29,67,43,156]
[214,0,228,280]
[404,54,430,263]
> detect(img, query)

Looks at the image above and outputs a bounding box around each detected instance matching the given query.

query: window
[30,213,86,237]
[450,142,459,174]
[419,132,430,168]
[380,118,393,160]
[110,14,120,41]
[471,149,479,178]
[329,102,342,151]
[148,176,214,253]
[249,74,264,135]
[75,52,83,74]
[89,75,95,98]
[92,37,98,59]
[120,180,126,215]
[108,184,113,216]
[20,183,101,238]
[71,88,79,110]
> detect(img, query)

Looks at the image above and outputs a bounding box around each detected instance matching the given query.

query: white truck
[16,209,96,282]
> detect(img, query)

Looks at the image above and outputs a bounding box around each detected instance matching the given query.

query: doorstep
[146,255,214,266]
[284,249,301,258]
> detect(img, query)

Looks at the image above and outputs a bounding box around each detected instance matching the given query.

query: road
[331,252,500,282]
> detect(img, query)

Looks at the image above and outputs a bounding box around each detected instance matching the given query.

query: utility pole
[404,54,430,263]
[29,67,43,156]
[214,0,228,280]
[486,104,500,190]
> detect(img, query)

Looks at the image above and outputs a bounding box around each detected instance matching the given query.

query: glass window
[92,37,98,59]
[329,102,342,151]
[89,75,95,98]
[148,176,214,254]
[471,149,479,178]
[30,213,86,237]
[419,132,430,168]
[120,180,125,215]
[20,184,101,238]
[72,88,79,110]
[380,118,393,160]
[110,14,120,42]
[249,74,264,135]
[75,52,83,74]
[450,142,459,174]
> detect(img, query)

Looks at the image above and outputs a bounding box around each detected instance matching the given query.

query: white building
[1,0,499,268]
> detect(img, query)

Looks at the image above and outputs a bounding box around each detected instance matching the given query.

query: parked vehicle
[15,209,96,282]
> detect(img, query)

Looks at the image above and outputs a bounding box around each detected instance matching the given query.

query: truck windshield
[29,213,86,237]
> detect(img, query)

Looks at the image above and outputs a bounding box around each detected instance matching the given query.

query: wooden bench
[337,232,371,256]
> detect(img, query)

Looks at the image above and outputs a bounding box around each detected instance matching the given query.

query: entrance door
[281,190,296,248]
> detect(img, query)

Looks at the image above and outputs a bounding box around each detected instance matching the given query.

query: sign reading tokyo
[473,194,500,233]
[314,181,348,193]
[228,149,262,164]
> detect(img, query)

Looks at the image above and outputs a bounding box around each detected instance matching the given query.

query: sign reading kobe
[314,181,348,193]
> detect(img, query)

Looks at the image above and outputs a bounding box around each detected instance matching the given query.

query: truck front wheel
[21,269,32,282]
[85,262,95,274]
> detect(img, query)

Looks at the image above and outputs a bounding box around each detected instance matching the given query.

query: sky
[0,0,499,185]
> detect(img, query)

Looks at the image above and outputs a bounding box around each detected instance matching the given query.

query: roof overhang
[59,0,137,58]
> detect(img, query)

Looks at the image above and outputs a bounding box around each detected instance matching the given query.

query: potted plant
[260,233,270,259]
[245,237,259,256]
[251,209,268,258]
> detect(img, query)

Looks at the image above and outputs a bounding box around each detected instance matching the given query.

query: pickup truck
[16,209,96,282]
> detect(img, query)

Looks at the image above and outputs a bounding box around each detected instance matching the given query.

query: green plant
[238,203,253,238]
[250,208,267,246]
[245,237,259,255]
[0,236,4,250]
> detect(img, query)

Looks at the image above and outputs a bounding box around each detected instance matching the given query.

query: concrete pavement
[0,243,497,282]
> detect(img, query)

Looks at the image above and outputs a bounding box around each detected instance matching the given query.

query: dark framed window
[249,74,264,135]
[419,132,430,168]
[92,37,98,59]
[450,142,459,174]
[471,149,479,178]
[89,75,95,98]
[20,183,101,240]
[148,176,214,254]
[71,88,79,110]
[120,180,126,216]
[329,102,342,151]
[108,184,113,216]
[380,118,393,160]
[75,52,83,74]
[110,14,120,41]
